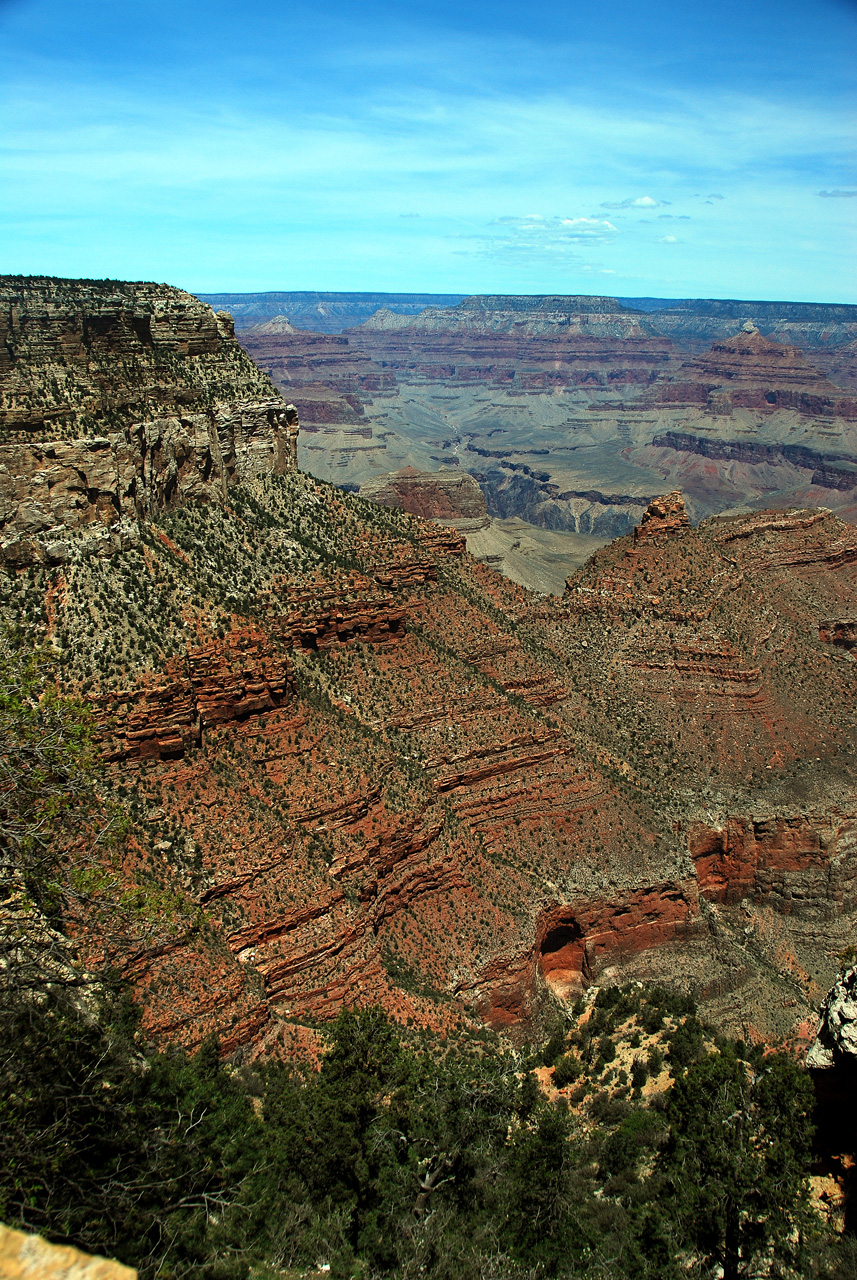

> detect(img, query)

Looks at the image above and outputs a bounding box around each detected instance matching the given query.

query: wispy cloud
[600,196,669,209]
[818,189,857,197]
[458,214,619,266]
[491,215,618,242]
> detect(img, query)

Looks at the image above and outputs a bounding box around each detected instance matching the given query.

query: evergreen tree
[660,1050,815,1279]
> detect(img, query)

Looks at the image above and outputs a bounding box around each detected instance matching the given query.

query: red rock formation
[656,324,857,418]
[469,881,700,1027]
[95,631,294,761]
[633,490,690,541]
[360,467,488,522]
[691,815,857,917]
[15,455,857,1057]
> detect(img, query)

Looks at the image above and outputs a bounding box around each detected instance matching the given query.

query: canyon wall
[0,277,299,565]
[5,278,857,1061]
[231,295,857,548]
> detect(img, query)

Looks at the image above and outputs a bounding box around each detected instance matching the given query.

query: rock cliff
[0,277,299,565]
[657,324,857,419]
[359,467,488,523]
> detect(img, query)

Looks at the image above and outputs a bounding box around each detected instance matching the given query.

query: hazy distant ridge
[197,290,857,339]
[196,291,467,333]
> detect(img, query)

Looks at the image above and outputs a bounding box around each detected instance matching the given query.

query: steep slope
[9,478,857,1054]
[4,278,857,1060]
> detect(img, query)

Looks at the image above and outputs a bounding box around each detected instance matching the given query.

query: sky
[0,0,855,300]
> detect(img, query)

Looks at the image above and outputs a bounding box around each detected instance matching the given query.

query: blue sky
[1,0,854,299]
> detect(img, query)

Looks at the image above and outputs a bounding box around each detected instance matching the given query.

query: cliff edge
[0,277,299,565]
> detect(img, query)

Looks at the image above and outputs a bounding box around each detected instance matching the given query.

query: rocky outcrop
[95,632,295,761]
[656,324,857,418]
[0,278,299,563]
[469,881,699,1027]
[691,815,857,919]
[633,490,690,541]
[360,467,488,523]
[0,1223,136,1280]
[808,965,857,1068]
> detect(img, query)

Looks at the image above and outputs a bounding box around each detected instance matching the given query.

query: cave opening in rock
[540,922,583,958]
[538,917,586,996]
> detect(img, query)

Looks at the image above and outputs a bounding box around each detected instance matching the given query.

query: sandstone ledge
[0,1224,135,1280]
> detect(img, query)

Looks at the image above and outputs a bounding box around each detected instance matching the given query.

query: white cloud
[483,214,619,254]
[600,195,670,209]
[658,235,679,243]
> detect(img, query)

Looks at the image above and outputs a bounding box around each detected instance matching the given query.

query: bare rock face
[0,277,299,563]
[360,294,659,340]
[633,490,690,541]
[0,1223,136,1279]
[360,467,488,523]
[808,966,857,1068]
[658,324,857,418]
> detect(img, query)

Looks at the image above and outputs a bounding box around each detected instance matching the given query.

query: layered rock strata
[359,467,488,524]
[6,277,857,1058]
[27,484,855,1052]
[657,324,857,418]
[360,295,664,340]
[0,278,299,564]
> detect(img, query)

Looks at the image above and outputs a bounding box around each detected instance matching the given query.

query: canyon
[3,276,857,1064]
[228,293,857,574]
